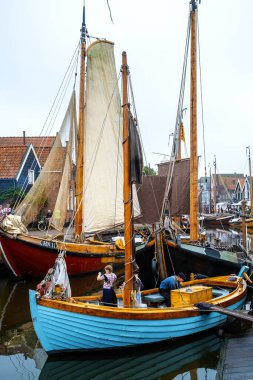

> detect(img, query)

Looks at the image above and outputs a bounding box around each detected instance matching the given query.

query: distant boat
[229,217,253,229]
[201,213,234,227]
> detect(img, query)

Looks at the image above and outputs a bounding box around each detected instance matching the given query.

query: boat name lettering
[41,240,56,249]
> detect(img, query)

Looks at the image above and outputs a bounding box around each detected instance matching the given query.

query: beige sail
[82,40,140,233]
[16,92,77,227]
[50,93,77,231]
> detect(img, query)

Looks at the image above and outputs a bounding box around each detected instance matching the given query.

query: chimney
[23,131,26,145]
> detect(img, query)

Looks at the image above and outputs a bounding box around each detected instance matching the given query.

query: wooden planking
[171,286,212,307]
[217,327,253,379]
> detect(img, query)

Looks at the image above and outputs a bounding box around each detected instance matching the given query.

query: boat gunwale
[36,276,247,320]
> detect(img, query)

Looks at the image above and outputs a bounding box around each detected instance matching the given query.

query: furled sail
[129,113,143,185]
[16,91,77,227]
[82,41,141,233]
[50,93,77,231]
[166,158,190,216]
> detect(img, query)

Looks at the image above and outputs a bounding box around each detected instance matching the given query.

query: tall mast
[189,0,198,241]
[209,165,212,213]
[122,51,134,307]
[247,146,253,214]
[75,1,86,236]
[213,155,217,213]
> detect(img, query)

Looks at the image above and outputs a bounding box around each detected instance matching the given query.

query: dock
[216,326,253,379]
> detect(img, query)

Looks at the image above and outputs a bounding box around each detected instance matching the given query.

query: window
[28,169,35,185]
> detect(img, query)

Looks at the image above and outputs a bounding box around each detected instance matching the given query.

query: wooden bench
[142,294,165,307]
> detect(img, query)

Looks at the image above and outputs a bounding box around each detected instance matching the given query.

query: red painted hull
[0,234,125,278]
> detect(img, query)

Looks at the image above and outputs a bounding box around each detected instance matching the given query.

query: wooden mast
[209,165,212,213]
[213,155,217,213]
[190,0,198,241]
[75,2,86,236]
[122,51,133,307]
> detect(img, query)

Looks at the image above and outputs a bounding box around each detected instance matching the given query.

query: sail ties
[36,251,71,300]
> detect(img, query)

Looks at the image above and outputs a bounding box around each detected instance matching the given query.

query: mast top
[81,0,86,43]
[190,0,200,12]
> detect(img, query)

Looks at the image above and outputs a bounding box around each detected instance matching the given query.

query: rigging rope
[106,0,114,23]
[197,10,208,181]
[13,42,80,211]
[161,10,191,225]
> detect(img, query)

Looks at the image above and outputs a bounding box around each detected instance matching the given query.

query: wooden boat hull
[163,240,252,277]
[0,232,147,278]
[29,276,246,353]
[202,214,233,227]
[229,218,253,229]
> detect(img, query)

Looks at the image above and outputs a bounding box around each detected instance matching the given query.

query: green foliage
[143,165,157,176]
[0,187,25,207]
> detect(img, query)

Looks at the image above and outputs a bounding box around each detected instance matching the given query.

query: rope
[161,11,191,223]
[128,74,161,220]
[13,41,80,211]
[197,11,207,180]
[106,0,114,23]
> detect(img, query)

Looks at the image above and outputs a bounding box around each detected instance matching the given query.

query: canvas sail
[50,93,77,231]
[82,41,140,233]
[165,158,190,216]
[15,92,77,227]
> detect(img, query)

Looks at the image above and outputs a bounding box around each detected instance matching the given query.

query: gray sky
[1,0,253,177]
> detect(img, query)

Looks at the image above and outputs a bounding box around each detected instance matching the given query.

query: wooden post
[190,1,198,241]
[75,7,86,236]
[241,200,247,250]
[213,155,217,213]
[209,166,212,213]
[122,52,133,307]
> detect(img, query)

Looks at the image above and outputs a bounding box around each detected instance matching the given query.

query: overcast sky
[1,0,253,177]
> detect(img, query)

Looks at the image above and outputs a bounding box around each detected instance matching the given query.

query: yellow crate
[171,285,212,307]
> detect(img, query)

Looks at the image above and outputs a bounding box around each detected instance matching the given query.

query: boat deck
[216,325,253,379]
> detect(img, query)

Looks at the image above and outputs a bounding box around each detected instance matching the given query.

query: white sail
[50,92,77,231]
[82,40,140,233]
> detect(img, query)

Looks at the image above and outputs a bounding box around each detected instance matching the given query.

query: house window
[28,169,35,185]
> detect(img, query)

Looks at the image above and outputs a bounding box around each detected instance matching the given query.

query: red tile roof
[0,136,55,170]
[0,136,55,147]
[216,174,244,191]
[0,146,28,179]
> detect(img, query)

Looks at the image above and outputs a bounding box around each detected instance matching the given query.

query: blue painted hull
[29,290,246,353]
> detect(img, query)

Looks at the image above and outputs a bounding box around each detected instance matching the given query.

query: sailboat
[29,37,250,354]
[0,3,149,279]
[157,0,253,278]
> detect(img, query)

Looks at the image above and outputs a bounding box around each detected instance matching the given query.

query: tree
[143,165,157,176]
[0,187,25,207]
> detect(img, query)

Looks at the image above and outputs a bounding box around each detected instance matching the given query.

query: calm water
[0,227,250,380]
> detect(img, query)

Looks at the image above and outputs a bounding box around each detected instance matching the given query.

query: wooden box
[171,285,212,307]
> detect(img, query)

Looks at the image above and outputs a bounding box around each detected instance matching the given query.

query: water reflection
[39,333,221,380]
